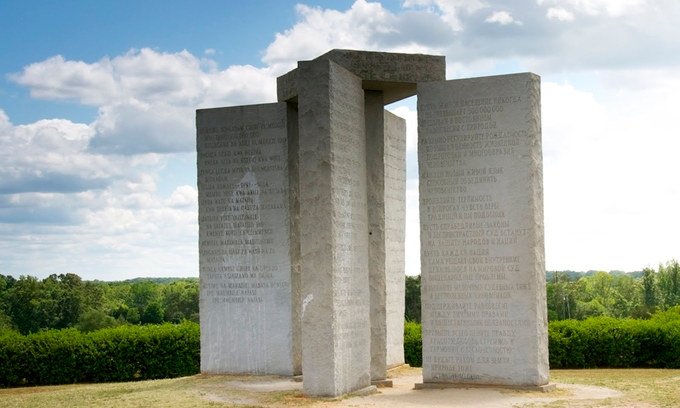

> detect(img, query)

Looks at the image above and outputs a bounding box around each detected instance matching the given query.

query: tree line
[405,260,680,322]
[2,259,678,334]
[0,274,198,334]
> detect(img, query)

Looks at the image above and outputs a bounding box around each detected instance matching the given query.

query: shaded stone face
[417,73,549,386]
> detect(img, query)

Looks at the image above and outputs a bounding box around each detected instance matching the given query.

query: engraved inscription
[419,76,543,384]
[197,103,292,374]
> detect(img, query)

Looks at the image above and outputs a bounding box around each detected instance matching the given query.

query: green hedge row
[549,316,680,368]
[0,322,199,387]
[404,312,680,369]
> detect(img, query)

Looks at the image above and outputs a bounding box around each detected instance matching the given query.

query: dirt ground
[217,365,624,408]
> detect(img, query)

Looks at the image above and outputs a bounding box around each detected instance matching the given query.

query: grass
[548,369,680,408]
[1,369,679,407]
[0,375,312,408]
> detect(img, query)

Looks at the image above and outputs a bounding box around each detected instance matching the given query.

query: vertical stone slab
[383,109,407,371]
[365,91,388,381]
[297,59,371,396]
[418,73,548,386]
[286,103,303,375]
[196,103,298,375]
[366,90,406,381]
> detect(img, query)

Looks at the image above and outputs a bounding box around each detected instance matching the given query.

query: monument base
[348,385,379,396]
[371,379,393,388]
[414,382,557,393]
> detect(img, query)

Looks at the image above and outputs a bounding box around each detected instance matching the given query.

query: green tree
[658,260,680,308]
[5,276,58,333]
[141,302,165,324]
[641,267,658,315]
[163,280,199,323]
[546,272,577,320]
[405,275,421,322]
[76,309,118,332]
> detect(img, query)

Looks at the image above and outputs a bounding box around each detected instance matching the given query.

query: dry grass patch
[549,369,680,408]
[1,369,679,408]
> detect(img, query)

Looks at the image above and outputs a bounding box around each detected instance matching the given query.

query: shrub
[0,322,199,387]
[549,316,680,368]
[404,320,422,367]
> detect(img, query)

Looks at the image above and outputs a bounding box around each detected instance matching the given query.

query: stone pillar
[366,90,406,382]
[417,73,549,387]
[297,59,371,397]
[383,109,407,371]
[196,103,300,375]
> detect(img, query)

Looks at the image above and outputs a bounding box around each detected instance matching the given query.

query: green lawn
[1,369,678,408]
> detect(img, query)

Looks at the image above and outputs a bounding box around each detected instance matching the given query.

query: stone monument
[417,73,549,388]
[196,49,548,397]
[197,103,301,375]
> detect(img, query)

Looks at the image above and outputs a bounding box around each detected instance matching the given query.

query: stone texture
[366,91,406,381]
[196,103,299,375]
[277,49,445,104]
[383,109,406,371]
[297,59,371,397]
[417,73,549,386]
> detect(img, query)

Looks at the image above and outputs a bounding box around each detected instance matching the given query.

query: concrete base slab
[414,382,557,393]
[349,385,379,397]
[371,379,394,388]
[387,363,410,373]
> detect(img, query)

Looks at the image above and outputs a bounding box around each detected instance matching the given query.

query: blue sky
[1,0,679,280]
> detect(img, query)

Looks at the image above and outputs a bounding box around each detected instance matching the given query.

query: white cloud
[10,48,277,155]
[485,10,523,25]
[10,55,118,105]
[546,7,575,21]
[90,101,195,154]
[541,76,680,271]
[0,109,197,278]
[538,0,647,17]
[405,178,421,275]
[262,0,397,68]
[167,185,198,208]
[403,0,487,31]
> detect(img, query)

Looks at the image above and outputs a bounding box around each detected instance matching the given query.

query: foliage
[0,322,199,387]
[547,261,680,321]
[403,320,422,367]
[0,274,199,334]
[404,275,421,322]
[76,309,118,332]
[549,312,680,369]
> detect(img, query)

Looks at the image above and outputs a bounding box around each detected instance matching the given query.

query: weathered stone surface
[417,73,549,386]
[297,59,371,397]
[277,49,445,104]
[366,91,406,381]
[383,109,406,371]
[196,103,299,375]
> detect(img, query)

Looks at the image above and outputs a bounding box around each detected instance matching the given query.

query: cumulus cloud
[402,0,486,31]
[546,7,575,21]
[541,78,680,271]
[484,11,523,25]
[537,0,647,17]
[10,48,277,155]
[262,0,399,68]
